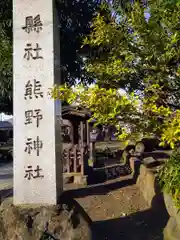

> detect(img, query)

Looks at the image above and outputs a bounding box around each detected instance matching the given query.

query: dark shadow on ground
[0,188,13,203]
[63,161,169,240]
[92,182,169,240]
[92,204,168,240]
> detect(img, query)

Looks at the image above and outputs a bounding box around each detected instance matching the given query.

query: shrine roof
[62,105,91,119]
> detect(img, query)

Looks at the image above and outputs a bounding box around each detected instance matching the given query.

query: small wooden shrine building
[62,105,93,179]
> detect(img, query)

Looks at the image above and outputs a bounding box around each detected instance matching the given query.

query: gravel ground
[70,176,169,240]
[0,161,168,240]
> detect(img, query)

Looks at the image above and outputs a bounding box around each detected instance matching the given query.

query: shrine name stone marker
[13,0,62,205]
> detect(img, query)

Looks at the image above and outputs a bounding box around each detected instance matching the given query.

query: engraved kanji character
[24,79,43,100]
[24,165,44,180]
[33,43,43,60]
[33,79,43,98]
[33,165,44,179]
[24,136,43,156]
[24,43,33,60]
[25,110,33,125]
[25,138,33,154]
[33,109,43,127]
[33,14,43,33]
[22,16,33,33]
[24,43,43,60]
[22,15,43,34]
[24,80,33,100]
[33,136,43,156]
[24,165,34,180]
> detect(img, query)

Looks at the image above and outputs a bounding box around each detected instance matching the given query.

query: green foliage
[160,110,180,149]
[83,0,180,105]
[51,0,180,148]
[50,82,180,147]
[50,84,142,139]
[88,158,94,167]
[158,148,180,208]
[0,0,12,114]
[57,0,102,85]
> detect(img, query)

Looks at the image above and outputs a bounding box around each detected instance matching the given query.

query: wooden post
[70,123,74,145]
[80,121,84,147]
[86,120,90,146]
[81,147,84,175]
[74,145,77,172]
[80,121,84,175]
[66,148,70,173]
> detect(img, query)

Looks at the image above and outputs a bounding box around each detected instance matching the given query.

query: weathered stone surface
[13,0,62,205]
[164,217,180,240]
[164,193,178,217]
[137,165,180,240]
[0,199,92,240]
[143,156,156,166]
[135,142,145,153]
[74,175,88,185]
[137,164,180,240]
[0,204,30,240]
[137,165,156,206]
[164,193,180,228]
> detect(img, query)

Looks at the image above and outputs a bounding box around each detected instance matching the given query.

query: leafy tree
[0,0,12,114]
[56,0,102,85]
[51,0,180,148]
[0,0,102,114]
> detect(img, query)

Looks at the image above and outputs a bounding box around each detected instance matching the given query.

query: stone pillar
[13,0,62,205]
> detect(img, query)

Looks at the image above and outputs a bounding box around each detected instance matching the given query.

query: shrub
[158,148,180,208]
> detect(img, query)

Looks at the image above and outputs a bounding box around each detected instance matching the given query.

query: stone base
[164,217,180,240]
[73,175,88,185]
[163,193,180,240]
[136,164,157,206]
[136,164,167,211]
[0,196,92,240]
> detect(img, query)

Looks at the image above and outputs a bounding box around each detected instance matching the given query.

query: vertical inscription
[14,0,61,204]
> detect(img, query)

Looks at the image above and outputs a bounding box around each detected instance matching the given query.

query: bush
[158,148,180,208]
